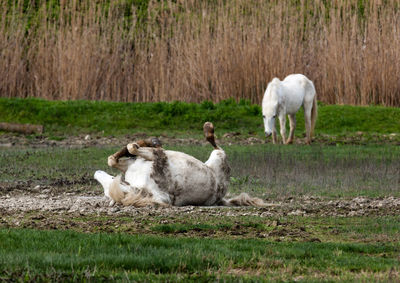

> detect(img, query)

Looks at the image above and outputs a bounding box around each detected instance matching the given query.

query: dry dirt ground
[1,183,400,240]
[0,131,399,149]
[1,133,399,240]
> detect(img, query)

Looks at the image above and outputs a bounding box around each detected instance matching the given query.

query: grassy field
[1,98,400,138]
[1,144,399,199]
[1,228,399,281]
[0,99,399,281]
[1,142,399,280]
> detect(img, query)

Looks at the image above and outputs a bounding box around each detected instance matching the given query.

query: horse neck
[268,83,281,101]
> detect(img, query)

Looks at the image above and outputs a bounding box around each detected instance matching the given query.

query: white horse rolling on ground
[94,122,264,207]
[262,74,317,144]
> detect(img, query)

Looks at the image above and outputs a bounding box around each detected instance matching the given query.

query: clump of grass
[151,223,233,233]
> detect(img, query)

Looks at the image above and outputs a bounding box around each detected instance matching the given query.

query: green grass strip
[1,98,400,137]
[0,228,399,281]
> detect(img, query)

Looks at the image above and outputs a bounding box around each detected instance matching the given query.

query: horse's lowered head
[262,78,280,138]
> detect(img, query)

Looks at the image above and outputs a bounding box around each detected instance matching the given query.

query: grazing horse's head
[262,110,277,137]
[262,79,280,137]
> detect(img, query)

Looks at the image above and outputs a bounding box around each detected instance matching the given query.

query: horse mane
[263,78,281,107]
[267,78,281,94]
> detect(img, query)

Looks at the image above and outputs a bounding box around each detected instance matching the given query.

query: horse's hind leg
[203,122,219,149]
[108,146,133,167]
[108,138,162,169]
[107,146,135,172]
[136,138,162,148]
[278,115,287,144]
[286,114,296,144]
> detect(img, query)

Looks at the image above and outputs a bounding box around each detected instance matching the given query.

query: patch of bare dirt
[2,188,400,217]
[1,186,399,241]
[0,133,221,148]
[1,133,399,240]
[1,132,399,149]
[1,189,399,219]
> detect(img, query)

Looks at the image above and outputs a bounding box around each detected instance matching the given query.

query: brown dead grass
[1,0,399,106]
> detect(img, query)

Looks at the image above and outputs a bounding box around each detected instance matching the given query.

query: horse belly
[124,159,153,187]
[124,158,170,204]
[282,84,305,114]
[285,98,303,114]
[167,155,218,206]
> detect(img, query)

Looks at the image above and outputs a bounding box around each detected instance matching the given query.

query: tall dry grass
[0,0,399,106]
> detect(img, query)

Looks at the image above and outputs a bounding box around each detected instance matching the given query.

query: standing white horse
[262,74,317,144]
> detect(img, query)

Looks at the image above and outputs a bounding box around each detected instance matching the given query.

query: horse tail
[222,193,266,207]
[310,94,318,137]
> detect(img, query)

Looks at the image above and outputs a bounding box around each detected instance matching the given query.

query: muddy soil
[0,132,243,148]
[1,184,399,241]
[0,131,399,149]
[2,186,400,217]
[1,133,399,240]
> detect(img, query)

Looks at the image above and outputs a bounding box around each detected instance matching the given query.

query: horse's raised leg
[204,122,218,149]
[127,143,158,161]
[107,146,135,172]
[286,114,296,144]
[278,115,287,144]
[304,108,312,144]
[109,138,163,169]
[136,138,162,148]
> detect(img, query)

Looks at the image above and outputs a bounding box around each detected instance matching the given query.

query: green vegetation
[0,228,399,281]
[0,98,261,136]
[1,98,400,138]
[1,98,399,281]
[1,144,399,198]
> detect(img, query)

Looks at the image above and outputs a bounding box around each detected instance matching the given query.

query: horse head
[262,81,280,138]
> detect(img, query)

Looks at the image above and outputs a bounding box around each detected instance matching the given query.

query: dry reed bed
[0,0,399,105]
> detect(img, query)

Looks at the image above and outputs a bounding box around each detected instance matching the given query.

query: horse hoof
[127,143,139,154]
[108,156,117,167]
[150,137,162,148]
[203,122,214,135]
